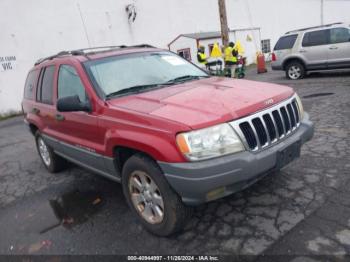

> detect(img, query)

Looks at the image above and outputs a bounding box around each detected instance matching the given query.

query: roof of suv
[285,22,347,35]
[34,44,162,66]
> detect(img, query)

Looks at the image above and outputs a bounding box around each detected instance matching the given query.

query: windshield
[84,51,208,98]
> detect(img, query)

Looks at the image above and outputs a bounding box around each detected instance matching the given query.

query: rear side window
[274,35,298,50]
[24,70,39,100]
[58,65,87,102]
[330,28,350,44]
[36,65,55,105]
[302,29,330,47]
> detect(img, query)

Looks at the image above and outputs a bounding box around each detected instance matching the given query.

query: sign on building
[0,56,16,72]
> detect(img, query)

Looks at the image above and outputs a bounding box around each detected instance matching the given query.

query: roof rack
[285,22,344,34]
[34,44,155,66]
[34,50,86,65]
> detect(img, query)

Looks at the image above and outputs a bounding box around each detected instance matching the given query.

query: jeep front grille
[230,95,301,152]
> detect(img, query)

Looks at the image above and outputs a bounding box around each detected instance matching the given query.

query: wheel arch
[282,57,306,71]
[113,146,153,174]
[29,123,39,136]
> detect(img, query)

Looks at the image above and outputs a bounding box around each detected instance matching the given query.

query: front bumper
[159,113,314,205]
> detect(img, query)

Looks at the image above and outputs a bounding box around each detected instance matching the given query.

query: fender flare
[282,57,307,70]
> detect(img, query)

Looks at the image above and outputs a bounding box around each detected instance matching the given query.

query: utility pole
[218,0,229,47]
[320,0,324,25]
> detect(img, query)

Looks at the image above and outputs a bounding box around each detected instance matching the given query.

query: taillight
[271,52,277,61]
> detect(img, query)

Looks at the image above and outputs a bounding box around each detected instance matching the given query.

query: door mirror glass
[57,95,91,112]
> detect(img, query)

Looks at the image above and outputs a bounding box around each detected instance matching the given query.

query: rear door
[328,27,350,68]
[300,29,330,70]
[34,65,58,148]
[50,63,106,171]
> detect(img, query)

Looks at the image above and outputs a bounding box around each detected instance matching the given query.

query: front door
[328,27,350,69]
[50,63,106,172]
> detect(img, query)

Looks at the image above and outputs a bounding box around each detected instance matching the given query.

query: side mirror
[57,95,91,112]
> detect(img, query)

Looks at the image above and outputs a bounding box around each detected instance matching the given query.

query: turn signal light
[176,134,190,154]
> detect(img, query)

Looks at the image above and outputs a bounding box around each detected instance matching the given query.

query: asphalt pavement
[0,66,350,261]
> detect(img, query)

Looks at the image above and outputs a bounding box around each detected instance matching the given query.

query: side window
[58,65,87,102]
[36,65,55,104]
[330,28,350,44]
[274,35,298,50]
[24,69,39,100]
[302,29,330,47]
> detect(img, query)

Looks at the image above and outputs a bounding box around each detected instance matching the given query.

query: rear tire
[285,61,305,80]
[35,131,67,173]
[122,153,192,236]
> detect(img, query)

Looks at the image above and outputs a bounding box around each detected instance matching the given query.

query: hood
[107,77,294,130]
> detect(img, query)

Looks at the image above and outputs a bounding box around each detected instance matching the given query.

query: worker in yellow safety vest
[197,45,208,65]
[224,42,238,78]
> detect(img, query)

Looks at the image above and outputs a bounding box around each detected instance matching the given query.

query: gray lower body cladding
[159,114,314,205]
[271,63,283,70]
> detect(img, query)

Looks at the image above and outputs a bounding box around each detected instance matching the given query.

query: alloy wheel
[288,66,301,79]
[38,137,51,166]
[128,171,164,224]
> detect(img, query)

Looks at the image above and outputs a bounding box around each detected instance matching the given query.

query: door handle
[55,114,65,121]
[32,107,40,115]
[299,50,307,53]
[329,46,338,50]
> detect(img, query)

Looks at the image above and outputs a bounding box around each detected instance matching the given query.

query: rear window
[24,70,39,100]
[274,35,298,50]
[302,29,330,47]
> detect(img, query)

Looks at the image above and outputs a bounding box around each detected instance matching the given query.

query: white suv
[271,22,350,79]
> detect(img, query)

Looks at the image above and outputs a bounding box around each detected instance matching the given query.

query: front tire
[122,154,191,236]
[238,72,245,79]
[35,131,67,173]
[285,61,305,80]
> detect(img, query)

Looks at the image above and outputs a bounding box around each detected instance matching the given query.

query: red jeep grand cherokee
[22,45,314,236]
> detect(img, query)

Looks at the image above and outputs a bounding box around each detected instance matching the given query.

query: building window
[177,48,191,61]
[261,39,271,53]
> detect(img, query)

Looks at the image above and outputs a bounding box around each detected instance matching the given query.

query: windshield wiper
[105,83,174,99]
[166,75,209,84]
[105,75,210,99]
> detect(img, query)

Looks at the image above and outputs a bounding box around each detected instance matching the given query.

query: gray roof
[181,27,260,40]
[182,31,221,40]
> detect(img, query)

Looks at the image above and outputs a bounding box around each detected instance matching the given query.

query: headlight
[176,123,245,161]
[295,93,304,119]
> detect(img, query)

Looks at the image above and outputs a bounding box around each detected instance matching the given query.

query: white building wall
[1,0,349,113]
